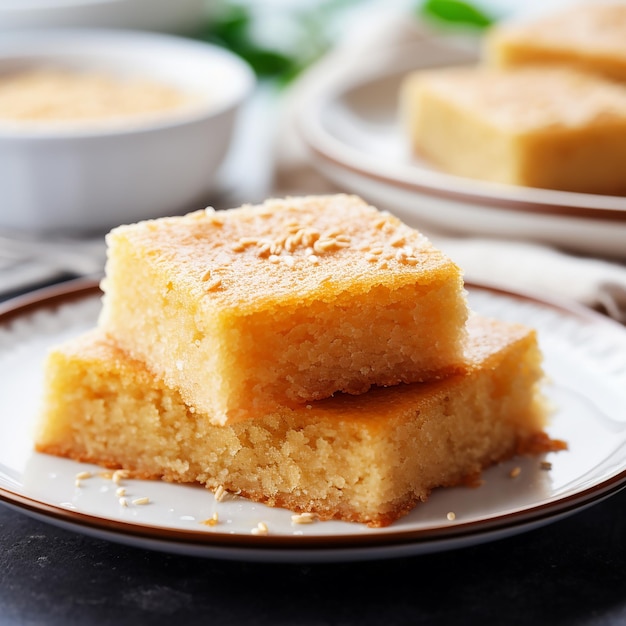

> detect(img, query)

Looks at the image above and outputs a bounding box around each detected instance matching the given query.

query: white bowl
[0,0,208,35]
[0,28,255,234]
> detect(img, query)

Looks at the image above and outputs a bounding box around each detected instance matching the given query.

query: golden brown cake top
[407,65,626,131]
[462,314,534,367]
[106,194,460,313]
[488,3,626,58]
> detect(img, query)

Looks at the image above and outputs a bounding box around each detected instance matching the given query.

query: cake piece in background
[98,194,469,425]
[400,65,626,193]
[485,3,626,83]
[35,315,562,529]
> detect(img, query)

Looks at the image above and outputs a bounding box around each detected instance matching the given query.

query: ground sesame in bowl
[0,67,204,129]
[0,28,254,234]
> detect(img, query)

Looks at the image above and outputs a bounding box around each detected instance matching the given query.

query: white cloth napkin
[271,5,626,323]
[430,237,626,323]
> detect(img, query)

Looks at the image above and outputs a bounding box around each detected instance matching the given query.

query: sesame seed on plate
[201,512,219,526]
[112,469,128,485]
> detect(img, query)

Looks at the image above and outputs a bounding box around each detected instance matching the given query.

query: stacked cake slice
[35,194,560,527]
[400,3,626,194]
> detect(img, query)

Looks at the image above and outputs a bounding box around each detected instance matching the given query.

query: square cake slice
[400,65,626,193]
[35,315,562,528]
[485,3,626,83]
[98,194,469,424]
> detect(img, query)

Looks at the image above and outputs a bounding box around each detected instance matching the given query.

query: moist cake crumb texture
[35,193,563,528]
[98,194,469,424]
[35,315,561,528]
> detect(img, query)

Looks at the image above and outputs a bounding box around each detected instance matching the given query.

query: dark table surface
[2,464,625,625]
[1,282,626,626]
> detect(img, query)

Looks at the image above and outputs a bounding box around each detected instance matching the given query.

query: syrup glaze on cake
[99,194,469,424]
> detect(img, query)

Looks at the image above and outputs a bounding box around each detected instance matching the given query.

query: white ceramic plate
[1,279,625,562]
[296,38,626,259]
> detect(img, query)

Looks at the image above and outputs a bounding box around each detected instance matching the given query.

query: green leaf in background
[199,3,298,81]
[419,0,494,28]
[199,0,495,84]
[197,0,360,85]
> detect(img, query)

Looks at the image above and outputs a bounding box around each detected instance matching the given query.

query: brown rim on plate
[1,278,626,556]
[304,141,626,223]
[296,38,626,224]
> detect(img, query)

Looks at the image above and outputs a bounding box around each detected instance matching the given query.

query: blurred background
[0,0,625,319]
